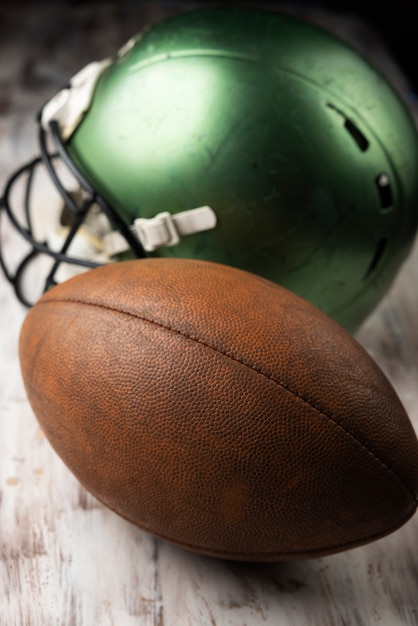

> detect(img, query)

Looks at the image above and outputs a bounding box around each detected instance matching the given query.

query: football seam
[39,296,418,506]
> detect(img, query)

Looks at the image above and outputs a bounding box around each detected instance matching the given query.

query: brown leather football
[19,258,418,561]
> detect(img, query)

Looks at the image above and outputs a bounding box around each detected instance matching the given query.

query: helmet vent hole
[363,237,388,280]
[376,173,393,210]
[326,103,369,152]
[344,118,369,152]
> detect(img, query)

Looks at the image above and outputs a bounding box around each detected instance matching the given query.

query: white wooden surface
[1,3,418,625]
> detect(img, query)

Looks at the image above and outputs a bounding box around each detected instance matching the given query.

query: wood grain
[1,3,418,624]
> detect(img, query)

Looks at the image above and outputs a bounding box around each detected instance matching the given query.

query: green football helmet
[2,7,418,331]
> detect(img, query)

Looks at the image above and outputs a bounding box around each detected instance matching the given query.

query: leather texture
[19,258,418,560]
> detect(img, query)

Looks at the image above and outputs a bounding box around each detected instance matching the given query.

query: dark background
[1,1,418,89]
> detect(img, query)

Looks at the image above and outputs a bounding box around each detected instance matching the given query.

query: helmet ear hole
[376,174,393,211]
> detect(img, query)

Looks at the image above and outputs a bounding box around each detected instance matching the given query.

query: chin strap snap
[104,205,217,256]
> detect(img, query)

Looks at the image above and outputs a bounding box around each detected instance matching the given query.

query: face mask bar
[0,117,146,307]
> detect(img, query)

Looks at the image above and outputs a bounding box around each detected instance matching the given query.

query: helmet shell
[67,8,418,331]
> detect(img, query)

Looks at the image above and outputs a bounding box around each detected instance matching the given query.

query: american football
[19,258,418,561]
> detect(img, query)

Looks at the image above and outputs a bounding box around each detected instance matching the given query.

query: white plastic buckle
[133,206,217,252]
[136,211,180,251]
[103,206,217,257]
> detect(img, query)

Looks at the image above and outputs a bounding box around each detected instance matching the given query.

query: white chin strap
[104,205,217,255]
[48,200,217,274]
